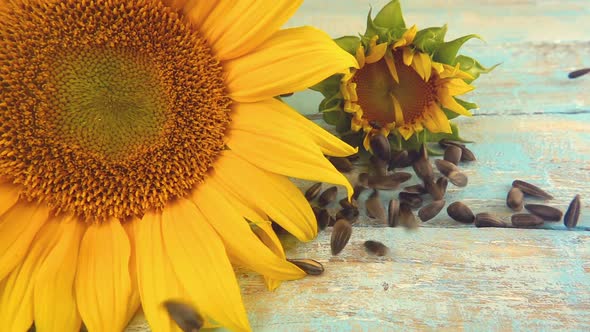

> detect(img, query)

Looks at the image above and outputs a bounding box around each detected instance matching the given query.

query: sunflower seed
[447,171,468,187]
[347,153,360,162]
[412,157,434,181]
[352,185,366,201]
[370,155,388,176]
[391,171,413,183]
[568,68,590,79]
[316,208,331,230]
[403,183,427,194]
[339,197,357,209]
[524,204,563,221]
[447,201,475,223]
[357,173,370,188]
[331,219,353,255]
[438,139,466,149]
[460,147,476,161]
[368,174,401,190]
[318,186,338,207]
[564,194,581,228]
[163,301,203,332]
[287,258,324,276]
[419,143,429,160]
[388,199,400,227]
[399,202,420,229]
[336,206,360,223]
[329,157,353,172]
[506,187,524,211]
[418,200,446,222]
[389,150,412,169]
[475,213,507,228]
[434,159,459,176]
[366,190,387,223]
[511,213,544,227]
[364,240,389,256]
[443,145,462,165]
[327,214,337,227]
[437,176,449,196]
[424,179,444,200]
[399,191,423,209]
[304,182,322,201]
[370,133,391,162]
[511,180,554,200]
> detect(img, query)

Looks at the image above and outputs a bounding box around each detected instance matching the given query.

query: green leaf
[455,97,478,110]
[424,123,473,143]
[373,0,406,31]
[318,94,342,113]
[442,108,460,120]
[453,55,500,82]
[433,34,482,65]
[310,74,342,98]
[333,36,361,56]
[322,111,351,133]
[413,25,447,53]
[363,8,389,40]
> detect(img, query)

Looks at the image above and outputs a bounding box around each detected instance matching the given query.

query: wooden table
[127,1,590,331]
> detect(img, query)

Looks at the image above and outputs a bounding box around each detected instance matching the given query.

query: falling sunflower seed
[391,171,413,183]
[370,133,391,162]
[434,159,459,177]
[364,240,389,256]
[370,155,388,176]
[329,157,353,172]
[418,200,446,222]
[389,150,412,169]
[403,183,427,194]
[366,189,387,223]
[437,176,449,196]
[564,194,581,229]
[447,171,468,187]
[399,202,420,229]
[475,213,507,228]
[357,173,370,188]
[524,204,562,221]
[339,197,357,209]
[568,68,590,79]
[318,186,338,207]
[424,179,444,200]
[506,187,524,211]
[447,201,475,223]
[305,182,322,201]
[331,219,353,255]
[511,180,554,200]
[438,139,466,149]
[388,199,400,227]
[288,258,324,276]
[460,147,476,161]
[163,301,203,332]
[511,213,544,227]
[316,208,331,230]
[368,174,401,190]
[336,206,360,224]
[412,157,434,181]
[399,191,423,209]
[352,185,366,201]
[443,145,462,165]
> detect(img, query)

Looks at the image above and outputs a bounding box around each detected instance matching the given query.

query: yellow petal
[0,182,20,216]
[384,51,399,83]
[444,78,475,96]
[212,151,316,241]
[420,52,432,81]
[231,99,356,157]
[192,181,305,281]
[208,177,267,225]
[250,221,287,291]
[391,93,405,125]
[0,202,48,281]
[160,198,251,332]
[226,26,358,103]
[365,42,388,64]
[133,213,191,332]
[398,126,414,140]
[34,216,85,332]
[430,103,453,133]
[226,128,353,199]
[199,0,302,60]
[75,219,134,332]
[182,0,216,26]
[438,92,473,117]
[0,217,65,331]
[402,47,414,66]
[122,220,141,324]
[355,45,366,68]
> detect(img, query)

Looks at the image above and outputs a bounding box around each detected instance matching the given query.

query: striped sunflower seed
[564,194,581,228]
[418,200,446,222]
[364,240,389,256]
[447,201,475,223]
[331,219,353,255]
[512,180,553,200]
[475,213,507,228]
[288,258,324,276]
[163,301,204,332]
[511,213,544,227]
[388,199,400,227]
[318,186,338,207]
[524,204,562,221]
[304,182,322,201]
[506,187,524,211]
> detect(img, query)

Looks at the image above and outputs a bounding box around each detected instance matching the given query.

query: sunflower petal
[0,182,20,216]
[430,104,453,133]
[0,202,48,281]
[251,221,287,291]
[161,198,251,332]
[439,92,473,116]
[122,220,141,324]
[445,78,475,95]
[398,126,414,140]
[34,216,85,332]
[199,0,303,60]
[365,42,388,64]
[193,181,305,280]
[226,26,358,103]
[75,219,134,332]
[402,47,414,66]
[385,51,399,83]
[180,0,216,26]
[213,151,316,241]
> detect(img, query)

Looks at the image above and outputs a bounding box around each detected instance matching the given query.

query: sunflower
[0,0,358,331]
[313,0,494,152]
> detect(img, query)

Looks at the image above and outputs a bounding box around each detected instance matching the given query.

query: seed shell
[391,172,413,183]
[506,187,524,211]
[434,159,459,176]
[524,204,563,221]
[564,194,581,228]
[304,182,322,201]
[388,199,400,227]
[316,208,331,230]
[370,133,391,162]
[287,258,324,276]
[475,213,507,228]
[336,206,360,224]
[568,68,590,79]
[412,157,434,181]
[366,190,387,223]
[418,200,446,222]
[331,219,353,255]
[399,202,420,229]
[424,179,444,200]
[399,191,423,209]
[368,174,401,190]
[460,147,476,161]
[447,171,468,187]
[512,180,554,200]
[329,157,353,172]
[339,197,357,209]
[364,240,389,256]
[318,186,338,207]
[447,201,475,223]
[389,150,413,169]
[443,145,462,165]
[436,176,449,196]
[511,213,544,227]
[163,301,204,332]
[370,155,388,176]
[403,183,427,194]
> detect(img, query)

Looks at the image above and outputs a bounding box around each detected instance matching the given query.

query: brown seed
[524,204,563,221]
[447,202,475,223]
[418,200,446,222]
[506,187,524,211]
[443,145,462,165]
[346,153,360,162]
[163,301,203,332]
[438,139,466,149]
[370,133,391,162]
[511,180,554,200]
[475,213,507,228]
[331,219,352,255]
[357,173,370,188]
[366,190,387,223]
[339,197,357,209]
[511,213,544,227]
[434,159,459,176]
[389,150,412,169]
[460,147,476,161]
[318,186,337,207]
[391,172,413,183]
[364,240,389,256]
[399,202,420,229]
[403,184,427,194]
[412,157,434,181]
[568,68,590,79]
[564,194,581,228]
[316,208,331,230]
[304,182,322,201]
[437,176,448,196]
[370,155,388,176]
[329,157,353,172]
[424,179,444,200]
[447,171,468,187]
[352,185,366,201]
[368,174,401,190]
[399,191,423,209]
[418,143,429,160]
[287,258,324,276]
[336,206,360,223]
[327,214,337,227]
[388,199,400,227]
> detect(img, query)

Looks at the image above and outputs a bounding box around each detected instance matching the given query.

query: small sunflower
[313,0,495,152]
[0,0,358,331]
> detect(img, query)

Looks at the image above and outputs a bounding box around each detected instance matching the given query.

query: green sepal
[442,98,478,119]
[433,34,482,65]
[310,74,342,98]
[318,93,342,113]
[425,123,473,144]
[340,131,364,149]
[373,0,406,31]
[454,55,499,82]
[322,110,351,133]
[413,25,447,53]
[333,36,361,56]
[363,8,389,41]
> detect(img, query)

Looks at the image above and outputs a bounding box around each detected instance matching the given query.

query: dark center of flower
[0,0,231,220]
